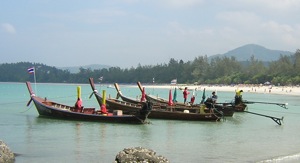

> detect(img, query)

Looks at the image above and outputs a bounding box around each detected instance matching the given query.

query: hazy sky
[1,0,299,68]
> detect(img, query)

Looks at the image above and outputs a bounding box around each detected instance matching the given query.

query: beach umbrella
[140,87,146,102]
[173,87,177,102]
[200,88,206,104]
[168,89,173,106]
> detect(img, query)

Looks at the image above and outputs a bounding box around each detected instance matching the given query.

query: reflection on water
[136,124,151,146]
[25,115,34,145]
[75,122,82,162]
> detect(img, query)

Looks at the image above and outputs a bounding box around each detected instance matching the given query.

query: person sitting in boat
[183,87,190,104]
[190,95,195,105]
[235,90,243,105]
[204,98,214,114]
[189,89,196,105]
[211,91,218,104]
[75,98,83,112]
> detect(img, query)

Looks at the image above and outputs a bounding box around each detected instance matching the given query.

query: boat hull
[148,109,220,121]
[32,97,146,124]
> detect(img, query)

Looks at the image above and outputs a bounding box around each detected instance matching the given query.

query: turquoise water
[1,82,300,163]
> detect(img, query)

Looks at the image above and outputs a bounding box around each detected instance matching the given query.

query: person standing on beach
[183,87,190,104]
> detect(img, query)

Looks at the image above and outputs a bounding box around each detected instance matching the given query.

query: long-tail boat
[135,82,233,116]
[137,81,245,112]
[25,81,150,124]
[90,78,223,121]
[114,83,141,105]
[89,78,153,115]
[135,81,285,125]
[137,81,187,107]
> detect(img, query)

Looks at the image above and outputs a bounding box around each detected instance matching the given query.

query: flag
[173,87,177,102]
[140,87,146,102]
[27,67,34,74]
[170,79,177,85]
[190,89,195,105]
[168,89,173,106]
[27,66,37,95]
[200,88,206,104]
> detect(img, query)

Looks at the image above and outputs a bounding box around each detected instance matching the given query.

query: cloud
[213,9,300,50]
[243,0,300,11]
[42,8,128,25]
[261,21,300,48]
[159,0,204,8]
[220,0,300,11]
[167,21,214,39]
[1,23,16,34]
[216,11,261,27]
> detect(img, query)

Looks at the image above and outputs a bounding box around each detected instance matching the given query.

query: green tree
[191,56,209,84]
[268,55,292,76]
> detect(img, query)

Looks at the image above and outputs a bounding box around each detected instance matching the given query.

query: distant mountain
[58,44,293,73]
[209,44,293,61]
[59,64,111,73]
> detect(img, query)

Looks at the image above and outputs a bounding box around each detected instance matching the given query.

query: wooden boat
[90,79,222,121]
[230,103,247,112]
[138,81,247,112]
[137,82,235,117]
[215,101,248,112]
[137,81,187,107]
[114,83,167,110]
[89,78,154,114]
[115,82,233,116]
[143,108,222,121]
[114,83,141,105]
[164,104,234,117]
[25,81,150,124]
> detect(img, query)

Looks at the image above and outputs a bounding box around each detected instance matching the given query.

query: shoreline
[128,84,300,96]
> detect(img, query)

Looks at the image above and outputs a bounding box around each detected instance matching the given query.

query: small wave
[257,152,300,163]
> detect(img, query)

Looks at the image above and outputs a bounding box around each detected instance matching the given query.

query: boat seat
[82,108,95,114]
[42,101,52,106]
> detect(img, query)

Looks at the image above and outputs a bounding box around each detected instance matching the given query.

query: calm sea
[1,82,300,163]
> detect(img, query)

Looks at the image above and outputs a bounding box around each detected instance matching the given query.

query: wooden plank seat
[82,108,95,114]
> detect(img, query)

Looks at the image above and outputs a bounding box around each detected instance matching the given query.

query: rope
[20,103,33,113]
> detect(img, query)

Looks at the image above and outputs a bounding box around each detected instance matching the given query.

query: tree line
[1,49,299,86]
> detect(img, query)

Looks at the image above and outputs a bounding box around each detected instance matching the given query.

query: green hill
[210,44,293,61]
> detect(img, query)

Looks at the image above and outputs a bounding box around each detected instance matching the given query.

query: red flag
[168,89,173,106]
[140,87,146,102]
[101,104,108,114]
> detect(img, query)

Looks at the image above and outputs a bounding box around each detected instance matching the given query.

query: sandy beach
[135,84,300,96]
